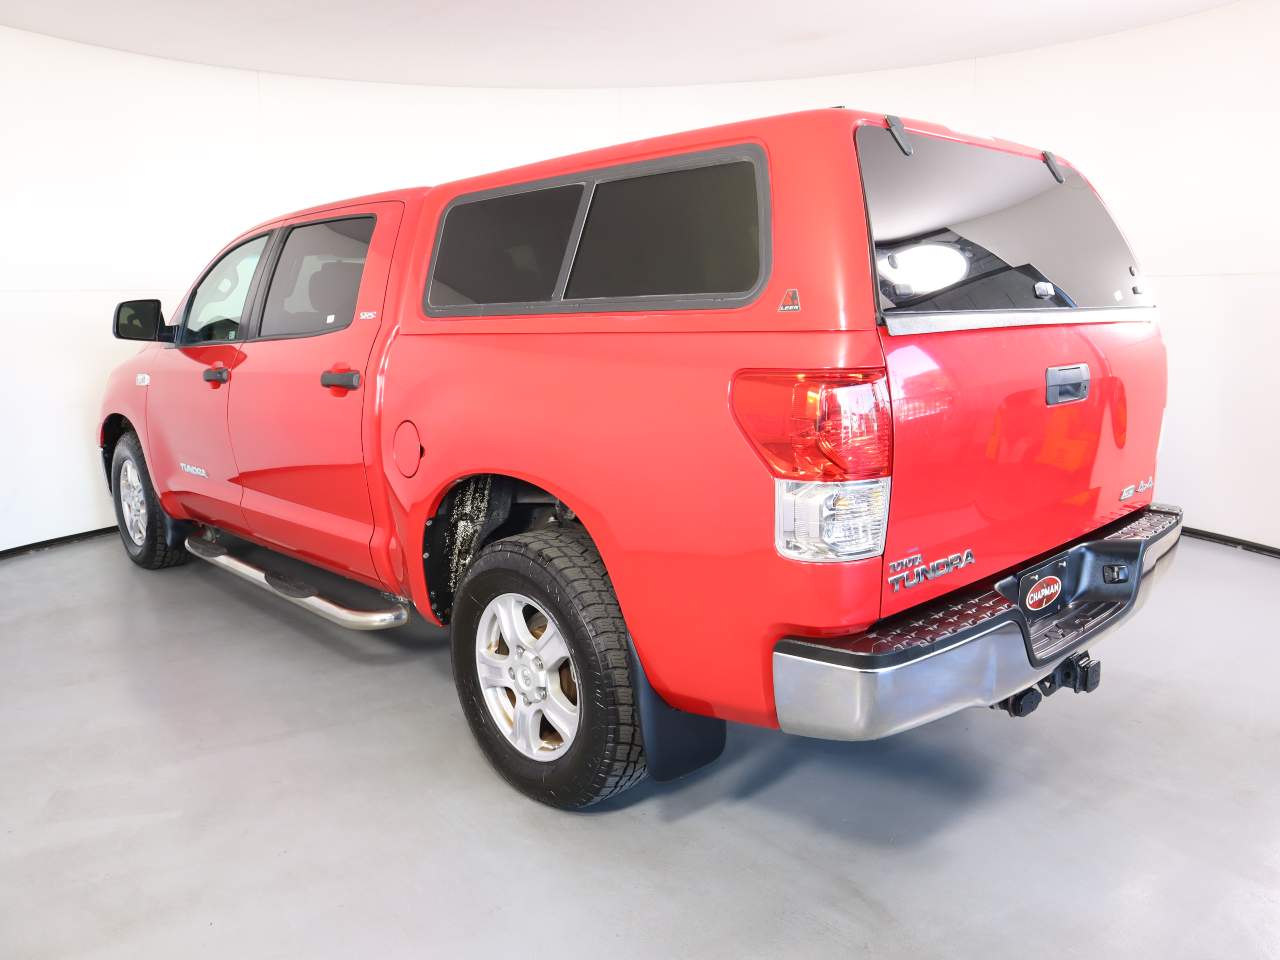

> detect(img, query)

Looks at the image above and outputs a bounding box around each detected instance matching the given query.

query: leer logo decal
[778,289,801,312]
[1025,576,1062,611]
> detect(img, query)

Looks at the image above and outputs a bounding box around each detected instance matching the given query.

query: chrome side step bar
[185,537,410,631]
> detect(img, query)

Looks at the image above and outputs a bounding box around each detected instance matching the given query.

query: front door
[227,202,403,583]
[145,233,271,533]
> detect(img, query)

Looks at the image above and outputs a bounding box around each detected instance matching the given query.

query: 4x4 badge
[1120,476,1153,501]
[778,289,801,312]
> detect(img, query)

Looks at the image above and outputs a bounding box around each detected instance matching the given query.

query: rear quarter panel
[382,329,886,726]
[378,111,888,726]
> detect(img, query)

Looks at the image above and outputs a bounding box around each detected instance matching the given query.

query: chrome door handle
[1046,363,1089,405]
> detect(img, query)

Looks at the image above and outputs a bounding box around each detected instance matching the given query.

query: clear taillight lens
[774,478,891,561]
[733,370,893,562]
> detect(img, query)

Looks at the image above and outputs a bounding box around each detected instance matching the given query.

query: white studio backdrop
[1,0,1276,553]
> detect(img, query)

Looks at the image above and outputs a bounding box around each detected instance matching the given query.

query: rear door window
[855,125,1151,313]
[259,217,375,337]
[565,161,760,300]
[427,185,583,307]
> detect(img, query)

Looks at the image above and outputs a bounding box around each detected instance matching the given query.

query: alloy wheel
[474,592,580,761]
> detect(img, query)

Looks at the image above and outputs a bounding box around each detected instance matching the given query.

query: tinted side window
[566,161,760,300]
[182,235,269,344]
[260,217,375,337]
[428,185,583,307]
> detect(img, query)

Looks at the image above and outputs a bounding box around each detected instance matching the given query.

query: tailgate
[854,121,1166,616]
[878,318,1165,616]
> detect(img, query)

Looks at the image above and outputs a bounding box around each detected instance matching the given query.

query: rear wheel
[110,432,188,569]
[452,528,647,808]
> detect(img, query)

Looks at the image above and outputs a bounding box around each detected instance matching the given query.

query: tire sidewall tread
[110,432,188,570]
[452,527,647,808]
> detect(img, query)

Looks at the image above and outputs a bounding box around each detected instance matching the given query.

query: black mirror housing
[114,299,164,341]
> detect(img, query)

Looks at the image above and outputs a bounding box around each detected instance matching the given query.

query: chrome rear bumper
[772,505,1182,741]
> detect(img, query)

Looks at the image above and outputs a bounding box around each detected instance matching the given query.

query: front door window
[181,235,269,344]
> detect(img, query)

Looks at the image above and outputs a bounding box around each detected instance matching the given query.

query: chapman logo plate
[1025,575,1063,611]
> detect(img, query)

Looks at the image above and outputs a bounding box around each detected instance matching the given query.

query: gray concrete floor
[1,534,1278,959]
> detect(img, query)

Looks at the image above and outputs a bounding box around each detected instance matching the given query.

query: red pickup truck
[100,109,1181,808]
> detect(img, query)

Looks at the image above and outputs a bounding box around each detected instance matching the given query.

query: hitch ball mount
[996,651,1101,718]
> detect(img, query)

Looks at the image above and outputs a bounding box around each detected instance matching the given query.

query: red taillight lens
[732,370,892,481]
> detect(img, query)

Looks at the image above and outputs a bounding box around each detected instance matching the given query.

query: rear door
[854,124,1166,616]
[226,201,403,581]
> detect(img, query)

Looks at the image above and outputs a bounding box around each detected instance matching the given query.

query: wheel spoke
[511,699,540,754]
[540,690,578,742]
[494,594,535,651]
[475,649,510,689]
[118,458,148,546]
[531,620,570,668]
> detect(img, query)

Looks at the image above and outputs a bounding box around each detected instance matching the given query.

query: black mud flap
[161,510,195,550]
[628,644,726,782]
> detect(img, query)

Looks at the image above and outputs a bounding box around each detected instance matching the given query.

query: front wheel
[110,431,188,569]
[452,528,647,808]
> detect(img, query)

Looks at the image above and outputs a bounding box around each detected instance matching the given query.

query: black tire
[452,527,647,808]
[110,431,189,570]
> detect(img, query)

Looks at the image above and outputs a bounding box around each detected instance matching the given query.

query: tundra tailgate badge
[887,548,975,592]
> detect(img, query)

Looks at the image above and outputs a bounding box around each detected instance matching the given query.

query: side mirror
[114,299,163,341]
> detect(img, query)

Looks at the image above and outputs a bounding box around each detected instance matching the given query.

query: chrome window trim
[882,305,1158,336]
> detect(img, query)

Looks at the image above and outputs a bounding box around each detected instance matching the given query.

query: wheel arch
[101,415,195,551]
[420,472,605,625]
[99,413,136,489]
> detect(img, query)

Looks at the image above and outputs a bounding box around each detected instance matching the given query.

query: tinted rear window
[260,217,374,337]
[855,126,1151,313]
[565,161,760,300]
[428,185,583,307]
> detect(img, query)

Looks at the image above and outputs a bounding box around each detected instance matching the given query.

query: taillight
[732,370,893,562]
[732,370,891,481]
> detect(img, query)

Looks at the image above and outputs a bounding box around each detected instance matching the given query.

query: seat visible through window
[260,217,375,337]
